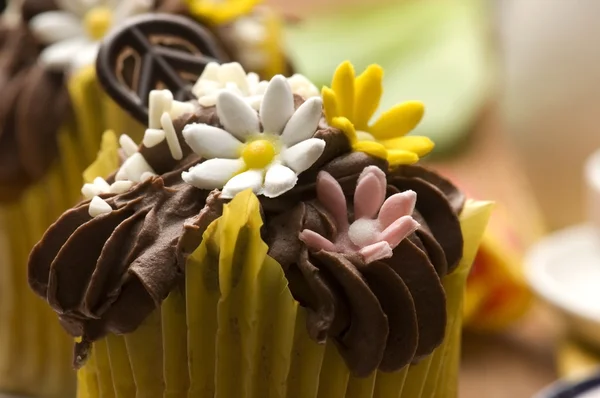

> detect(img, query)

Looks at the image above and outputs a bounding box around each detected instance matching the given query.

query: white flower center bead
[348,218,382,248]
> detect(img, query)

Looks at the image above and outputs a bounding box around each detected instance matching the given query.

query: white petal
[113,0,154,23]
[181,158,243,190]
[89,196,113,218]
[280,97,323,147]
[260,75,294,135]
[55,0,89,17]
[216,91,259,140]
[143,129,166,148]
[38,38,88,70]
[29,12,83,45]
[263,164,297,198]
[71,41,100,72]
[217,63,250,95]
[221,169,264,199]
[233,17,267,44]
[182,123,242,159]
[281,138,326,174]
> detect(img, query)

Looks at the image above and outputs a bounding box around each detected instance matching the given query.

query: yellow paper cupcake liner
[0,65,147,397]
[75,141,493,398]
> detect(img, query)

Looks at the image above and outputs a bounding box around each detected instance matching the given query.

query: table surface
[429,107,559,398]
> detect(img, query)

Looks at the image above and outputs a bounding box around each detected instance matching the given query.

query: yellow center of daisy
[242,139,275,169]
[84,7,113,40]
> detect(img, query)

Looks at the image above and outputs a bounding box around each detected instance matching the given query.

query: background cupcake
[28,15,493,397]
[0,1,292,396]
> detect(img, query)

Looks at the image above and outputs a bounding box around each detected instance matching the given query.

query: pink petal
[359,241,393,263]
[379,216,420,249]
[378,190,417,229]
[316,171,348,229]
[354,171,386,220]
[299,229,337,252]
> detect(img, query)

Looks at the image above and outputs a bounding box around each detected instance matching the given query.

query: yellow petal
[321,86,339,124]
[331,116,358,145]
[381,136,434,157]
[387,149,420,166]
[369,101,425,140]
[353,64,383,131]
[353,140,388,160]
[331,61,356,121]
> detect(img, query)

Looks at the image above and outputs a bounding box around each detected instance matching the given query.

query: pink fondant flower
[299,166,420,263]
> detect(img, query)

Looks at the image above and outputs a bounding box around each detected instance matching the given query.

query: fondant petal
[216,91,260,140]
[281,138,326,174]
[378,190,417,229]
[369,101,424,140]
[260,75,294,134]
[182,158,244,190]
[280,97,323,147]
[29,11,83,45]
[221,169,264,199]
[182,123,242,159]
[353,64,383,130]
[263,164,297,198]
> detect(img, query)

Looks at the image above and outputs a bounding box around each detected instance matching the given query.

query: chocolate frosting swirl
[0,16,71,201]
[29,95,464,375]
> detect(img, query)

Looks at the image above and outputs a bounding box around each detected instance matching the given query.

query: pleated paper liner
[74,170,492,398]
[0,66,145,397]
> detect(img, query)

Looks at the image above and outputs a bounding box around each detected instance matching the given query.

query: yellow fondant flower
[186,0,260,25]
[322,61,434,166]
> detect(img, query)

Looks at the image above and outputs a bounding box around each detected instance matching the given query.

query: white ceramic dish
[525,224,600,349]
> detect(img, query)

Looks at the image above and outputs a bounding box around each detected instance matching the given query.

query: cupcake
[28,16,493,398]
[0,2,291,397]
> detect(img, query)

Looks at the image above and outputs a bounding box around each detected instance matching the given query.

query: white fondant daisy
[29,0,154,72]
[182,75,325,199]
[191,61,319,108]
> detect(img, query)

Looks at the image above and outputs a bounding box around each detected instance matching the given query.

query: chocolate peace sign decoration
[96,14,228,123]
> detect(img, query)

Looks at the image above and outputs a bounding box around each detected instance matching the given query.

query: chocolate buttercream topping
[0,19,71,201]
[29,93,464,375]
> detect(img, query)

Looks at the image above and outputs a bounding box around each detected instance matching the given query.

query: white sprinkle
[119,134,138,157]
[140,171,157,181]
[109,180,134,194]
[200,62,220,81]
[89,196,113,218]
[149,90,173,129]
[169,101,195,120]
[120,153,155,182]
[245,95,263,111]
[93,177,111,192]
[198,95,218,107]
[115,167,128,181]
[160,112,183,160]
[81,183,103,200]
[218,63,250,95]
[143,128,166,148]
